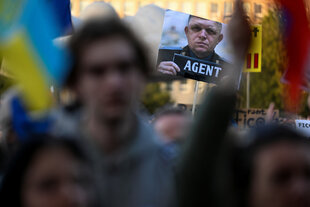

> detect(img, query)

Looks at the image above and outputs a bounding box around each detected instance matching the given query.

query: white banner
[295,120,310,137]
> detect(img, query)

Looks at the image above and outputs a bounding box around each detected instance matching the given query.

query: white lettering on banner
[192,62,198,72]
[206,65,213,76]
[183,60,222,77]
[214,67,222,77]
[198,63,206,74]
[184,60,191,71]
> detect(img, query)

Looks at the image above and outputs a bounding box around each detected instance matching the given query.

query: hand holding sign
[157,61,180,75]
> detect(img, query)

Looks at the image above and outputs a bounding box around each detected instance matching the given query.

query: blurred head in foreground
[234,125,310,207]
[79,2,118,21]
[0,136,100,207]
[153,106,191,144]
[66,18,151,125]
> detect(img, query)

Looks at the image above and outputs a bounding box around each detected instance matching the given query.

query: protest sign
[173,54,223,83]
[295,120,310,137]
[233,108,279,129]
[244,25,262,72]
[157,10,237,85]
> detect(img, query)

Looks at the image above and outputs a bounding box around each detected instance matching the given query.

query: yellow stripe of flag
[1,31,52,111]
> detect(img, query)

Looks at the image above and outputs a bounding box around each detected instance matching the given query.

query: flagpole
[192,80,199,116]
[246,72,250,108]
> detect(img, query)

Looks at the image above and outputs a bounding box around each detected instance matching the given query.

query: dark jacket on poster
[180,45,230,66]
[157,45,230,67]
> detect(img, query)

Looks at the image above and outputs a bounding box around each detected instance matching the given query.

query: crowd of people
[0,0,310,207]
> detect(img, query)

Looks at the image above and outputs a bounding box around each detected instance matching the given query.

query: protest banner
[244,25,262,73]
[157,10,237,85]
[233,108,279,129]
[173,54,223,83]
[295,120,310,137]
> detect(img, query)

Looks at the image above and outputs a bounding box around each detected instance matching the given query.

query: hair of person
[187,15,222,33]
[231,124,310,207]
[0,135,99,207]
[152,105,190,123]
[65,17,152,88]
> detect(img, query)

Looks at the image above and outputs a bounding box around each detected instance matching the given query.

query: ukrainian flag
[0,0,70,111]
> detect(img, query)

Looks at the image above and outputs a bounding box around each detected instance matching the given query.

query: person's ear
[184,26,189,36]
[217,34,224,44]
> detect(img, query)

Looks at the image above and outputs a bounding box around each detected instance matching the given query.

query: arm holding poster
[176,1,251,206]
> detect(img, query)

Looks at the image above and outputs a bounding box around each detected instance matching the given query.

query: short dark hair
[187,15,222,33]
[232,124,310,207]
[153,105,189,123]
[66,18,152,88]
[0,135,100,207]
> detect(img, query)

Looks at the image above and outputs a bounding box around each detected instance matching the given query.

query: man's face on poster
[185,16,223,59]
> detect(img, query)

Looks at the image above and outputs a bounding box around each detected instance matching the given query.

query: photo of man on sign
[157,10,232,84]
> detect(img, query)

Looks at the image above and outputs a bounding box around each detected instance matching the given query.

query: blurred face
[22,147,93,207]
[250,141,310,207]
[185,17,223,59]
[76,36,145,123]
[154,114,190,143]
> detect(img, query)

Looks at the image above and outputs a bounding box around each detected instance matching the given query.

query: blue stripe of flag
[18,0,70,85]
